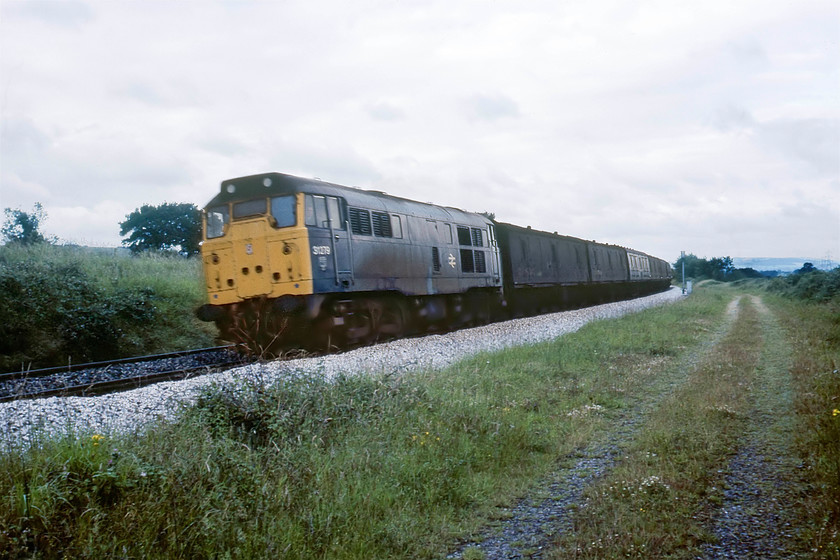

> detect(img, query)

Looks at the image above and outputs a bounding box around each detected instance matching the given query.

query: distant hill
[733,257,838,273]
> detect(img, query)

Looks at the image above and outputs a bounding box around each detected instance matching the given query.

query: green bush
[0,245,215,371]
[767,268,840,303]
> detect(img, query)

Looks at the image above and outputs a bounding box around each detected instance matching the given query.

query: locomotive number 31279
[312,245,331,256]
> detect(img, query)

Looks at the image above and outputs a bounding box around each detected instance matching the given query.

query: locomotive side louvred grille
[474,251,486,273]
[371,211,392,237]
[432,247,441,272]
[349,208,372,235]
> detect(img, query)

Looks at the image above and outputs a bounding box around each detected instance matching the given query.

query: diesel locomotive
[196,172,672,351]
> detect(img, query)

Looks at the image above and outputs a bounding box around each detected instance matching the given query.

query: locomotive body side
[198,172,504,348]
[197,171,672,351]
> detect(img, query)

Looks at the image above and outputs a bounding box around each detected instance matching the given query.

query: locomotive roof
[204,172,491,227]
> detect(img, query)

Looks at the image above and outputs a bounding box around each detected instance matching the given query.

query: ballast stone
[0,287,684,447]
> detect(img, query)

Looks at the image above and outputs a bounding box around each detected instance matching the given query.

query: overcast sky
[1,0,838,263]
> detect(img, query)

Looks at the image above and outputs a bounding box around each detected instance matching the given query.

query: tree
[795,262,817,275]
[708,256,735,281]
[2,203,51,245]
[731,267,764,280]
[119,202,201,256]
[673,253,711,279]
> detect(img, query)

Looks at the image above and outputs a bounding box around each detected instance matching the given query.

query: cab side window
[305,195,346,229]
[270,195,296,228]
[205,206,229,239]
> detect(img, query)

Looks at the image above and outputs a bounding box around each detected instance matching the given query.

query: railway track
[0,346,252,403]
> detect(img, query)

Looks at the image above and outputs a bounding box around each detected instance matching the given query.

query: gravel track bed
[0,288,683,449]
[0,349,246,400]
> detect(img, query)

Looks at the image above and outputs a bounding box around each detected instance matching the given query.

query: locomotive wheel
[464,292,492,326]
[329,296,410,347]
[375,297,408,339]
[310,314,343,353]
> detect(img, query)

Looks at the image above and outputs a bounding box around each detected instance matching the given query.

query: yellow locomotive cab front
[200,192,313,307]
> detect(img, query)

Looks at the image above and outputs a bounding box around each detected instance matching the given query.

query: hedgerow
[766,268,840,303]
[0,245,214,372]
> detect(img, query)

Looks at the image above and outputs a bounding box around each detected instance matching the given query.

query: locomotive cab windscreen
[203,195,298,239]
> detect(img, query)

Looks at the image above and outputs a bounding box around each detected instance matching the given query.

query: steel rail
[0,345,238,383]
[0,361,244,403]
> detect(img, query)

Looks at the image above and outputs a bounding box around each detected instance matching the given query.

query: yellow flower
[832,409,839,417]
[90,434,105,446]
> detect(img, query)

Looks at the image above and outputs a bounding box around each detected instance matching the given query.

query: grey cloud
[4,0,93,27]
[267,142,381,188]
[711,104,756,132]
[759,118,840,175]
[196,135,253,157]
[117,82,200,108]
[726,37,769,69]
[366,101,406,121]
[1,118,191,208]
[1,117,51,156]
[464,93,521,122]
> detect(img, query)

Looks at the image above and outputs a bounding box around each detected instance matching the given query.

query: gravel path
[701,295,807,559]
[447,294,744,559]
[0,288,683,448]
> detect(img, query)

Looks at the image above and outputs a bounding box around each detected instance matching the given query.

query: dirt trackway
[449,295,807,559]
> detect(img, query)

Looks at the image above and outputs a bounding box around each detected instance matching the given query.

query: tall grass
[4,285,833,559]
[0,244,215,371]
[771,295,840,557]
[0,290,724,559]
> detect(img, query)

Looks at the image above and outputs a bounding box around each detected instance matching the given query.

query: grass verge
[1,290,729,559]
[771,295,840,557]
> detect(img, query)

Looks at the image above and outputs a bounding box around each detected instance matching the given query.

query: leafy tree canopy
[795,262,817,274]
[2,203,52,246]
[674,253,751,281]
[673,253,711,279]
[708,256,735,281]
[119,202,201,256]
